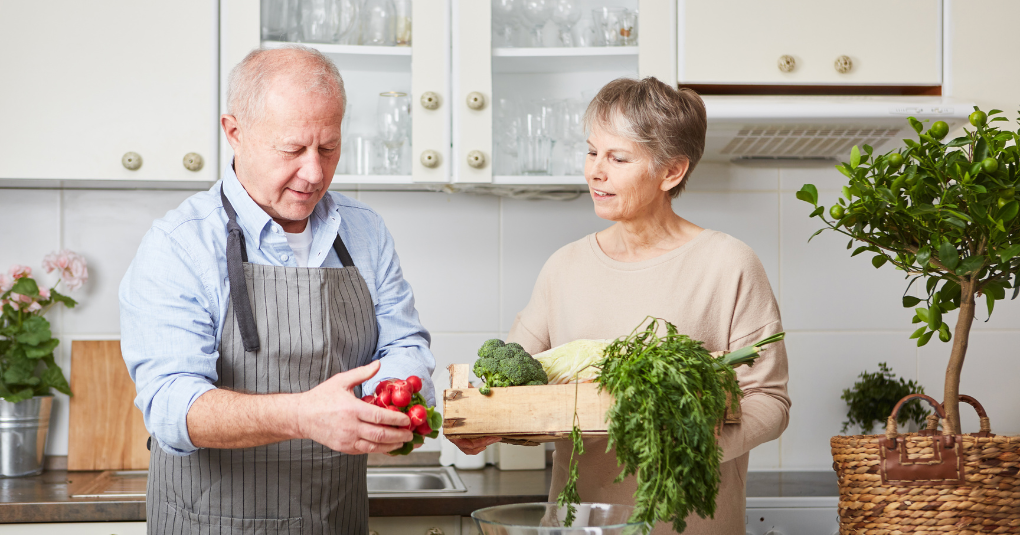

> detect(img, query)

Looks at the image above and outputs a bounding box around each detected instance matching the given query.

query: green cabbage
[533,339,610,384]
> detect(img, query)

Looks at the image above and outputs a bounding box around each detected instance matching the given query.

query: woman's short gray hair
[227,45,346,127]
[584,77,707,198]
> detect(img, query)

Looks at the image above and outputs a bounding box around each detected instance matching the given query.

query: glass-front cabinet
[225,0,673,187]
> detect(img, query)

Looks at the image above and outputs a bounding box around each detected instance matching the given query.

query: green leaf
[11,278,40,297]
[902,295,922,307]
[945,137,970,148]
[1,387,36,404]
[974,138,989,162]
[24,338,59,360]
[909,326,927,339]
[956,255,986,276]
[47,289,77,308]
[850,146,861,169]
[999,200,1019,222]
[872,255,888,269]
[927,306,942,330]
[989,109,1003,115]
[412,433,425,445]
[917,330,935,347]
[996,244,1020,262]
[987,292,996,317]
[852,246,871,257]
[939,240,959,270]
[809,206,824,218]
[915,307,930,323]
[916,247,931,269]
[427,410,443,432]
[796,184,819,206]
[14,316,52,346]
[836,164,852,178]
[908,117,924,135]
[40,356,71,396]
[842,186,853,201]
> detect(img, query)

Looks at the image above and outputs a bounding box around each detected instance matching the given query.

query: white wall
[2,160,1018,469]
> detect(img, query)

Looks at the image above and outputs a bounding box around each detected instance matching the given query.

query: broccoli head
[473,339,549,395]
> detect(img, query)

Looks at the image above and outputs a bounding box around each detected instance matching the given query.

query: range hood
[701,96,975,164]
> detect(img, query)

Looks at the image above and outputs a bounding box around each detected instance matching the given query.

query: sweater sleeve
[716,249,791,462]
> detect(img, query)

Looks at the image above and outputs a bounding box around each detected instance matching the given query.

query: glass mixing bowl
[471,502,647,534]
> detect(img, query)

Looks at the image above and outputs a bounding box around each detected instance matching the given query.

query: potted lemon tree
[798,109,1020,531]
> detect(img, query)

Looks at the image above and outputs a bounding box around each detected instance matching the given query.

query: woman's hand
[449,436,501,455]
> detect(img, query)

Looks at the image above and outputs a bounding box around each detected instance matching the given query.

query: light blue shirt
[119,163,435,455]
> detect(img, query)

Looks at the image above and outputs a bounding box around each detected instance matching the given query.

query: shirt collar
[222,159,342,249]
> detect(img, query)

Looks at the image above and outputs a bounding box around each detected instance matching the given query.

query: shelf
[262,41,411,72]
[492,47,638,74]
[492,175,587,186]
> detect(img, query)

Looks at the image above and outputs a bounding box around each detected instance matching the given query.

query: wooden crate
[442,364,741,445]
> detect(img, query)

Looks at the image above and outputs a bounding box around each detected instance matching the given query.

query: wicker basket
[831,393,1020,534]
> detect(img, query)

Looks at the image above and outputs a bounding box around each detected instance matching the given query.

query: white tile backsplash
[4,160,1017,467]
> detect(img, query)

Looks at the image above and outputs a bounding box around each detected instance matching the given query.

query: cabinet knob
[777,55,796,73]
[420,149,441,168]
[834,55,853,74]
[183,152,204,171]
[466,92,486,110]
[425,528,444,535]
[466,150,486,169]
[369,531,379,535]
[420,91,442,110]
[121,152,143,171]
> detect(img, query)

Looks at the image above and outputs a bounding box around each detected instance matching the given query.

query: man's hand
[296,360,414,454]
[449,436,501,455]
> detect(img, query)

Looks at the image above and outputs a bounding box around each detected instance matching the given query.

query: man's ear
[221,114,242,153]
[660,159,690,192]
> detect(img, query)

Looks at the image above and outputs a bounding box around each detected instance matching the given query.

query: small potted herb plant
[841,362,928,435]
[0,250,87,477]
[798,108,1020,436]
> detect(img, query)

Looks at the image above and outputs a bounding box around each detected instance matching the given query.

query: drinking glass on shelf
[493,97,521,175]
[335,0,360,45]
[550,0,582,46]
[492,0,518,48]
[262,0,300,41]
[570,10,598,47]
[621,9,638,46]
[300,0,341,43]
[393,0,412,46]
[346,133,380,175]
[361,0,396,46]
[377,91,411,174]
[593,7,628,46]
[517,100,555,175]
[519,0,553,47]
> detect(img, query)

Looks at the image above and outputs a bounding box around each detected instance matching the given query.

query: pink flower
[13,293,33,304]
[43,249,88,291]
[8,264,31,279]
[26,301,42,313]
[0,274,12,293]
[38,287,51,300]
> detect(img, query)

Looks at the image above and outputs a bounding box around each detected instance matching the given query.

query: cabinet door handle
[122,152,143,170]
[777,55,796,73]
[420,149,441,168]
[834,55,853,74]
[421,91,442,110]
[466,150,486,169]
[183,152,204,171]
[425,528,444,535]
[466,92,485,110]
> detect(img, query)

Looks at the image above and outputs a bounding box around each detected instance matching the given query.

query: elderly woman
[456,77,790,534]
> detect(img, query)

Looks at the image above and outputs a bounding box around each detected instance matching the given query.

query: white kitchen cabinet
[221,0,675,186]
[0,522,145,535]
[678,0,942,86]
[0,1,219,183]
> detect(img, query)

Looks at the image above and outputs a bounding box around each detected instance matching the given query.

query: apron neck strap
[221,184,260,352]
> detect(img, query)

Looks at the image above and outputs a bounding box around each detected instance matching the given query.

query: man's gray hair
[227,45,346,127]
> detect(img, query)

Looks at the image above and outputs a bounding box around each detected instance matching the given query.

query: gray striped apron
[146,187,379,534]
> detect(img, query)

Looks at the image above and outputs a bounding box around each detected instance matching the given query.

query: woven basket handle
[948,394,994,437]
[885,393,946,442]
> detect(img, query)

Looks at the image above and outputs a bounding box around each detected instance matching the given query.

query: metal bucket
[0,396,53,478]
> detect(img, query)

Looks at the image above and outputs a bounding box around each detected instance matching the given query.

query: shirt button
[282,254,290,261]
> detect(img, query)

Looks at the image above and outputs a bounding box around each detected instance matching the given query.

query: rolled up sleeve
[360,221,436,406]
[119,228,220,455]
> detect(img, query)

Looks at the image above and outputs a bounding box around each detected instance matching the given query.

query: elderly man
[119,45,434,534]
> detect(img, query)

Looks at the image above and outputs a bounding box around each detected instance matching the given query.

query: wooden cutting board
[68,340,150,471]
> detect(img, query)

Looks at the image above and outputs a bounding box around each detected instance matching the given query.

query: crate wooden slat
[442,364,741,444]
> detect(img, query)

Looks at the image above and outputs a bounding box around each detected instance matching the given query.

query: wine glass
[262,0,300,41]
[550,0,582,46]
[492,0,518,48]
[300,0,342,43]
[361,0,396,46]
[377,92,411,174]
[519,0,553,47]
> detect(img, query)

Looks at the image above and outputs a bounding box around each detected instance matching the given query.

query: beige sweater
[507,230,791,535]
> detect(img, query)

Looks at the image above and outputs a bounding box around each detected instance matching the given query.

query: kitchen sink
[69,466,466,498]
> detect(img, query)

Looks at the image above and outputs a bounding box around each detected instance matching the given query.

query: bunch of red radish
[362,375,442,455]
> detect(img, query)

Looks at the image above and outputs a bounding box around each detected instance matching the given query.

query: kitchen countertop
[0,466,553,523]
[0,468,837,523]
